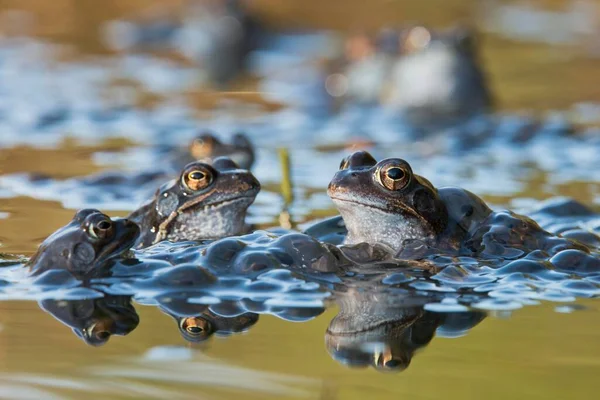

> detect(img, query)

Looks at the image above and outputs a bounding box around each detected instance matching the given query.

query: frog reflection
[39,294,139,346]
[175,312,259,343]
[157,296,258,342]
[326,289,485,371]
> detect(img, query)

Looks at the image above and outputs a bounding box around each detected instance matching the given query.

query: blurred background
[0,0,598,256]
[0,1,599,399]
[1,0,599,108]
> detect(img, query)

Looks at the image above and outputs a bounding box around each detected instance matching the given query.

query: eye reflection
[39,295,139,347]
[385,167,405,181]
[339,158,350,170]
[377,163,410,191]
[87,217,115,240]
[179,316,213,342]
[326,290,487,373]
[182,166,213,191]
[188,171,206,181]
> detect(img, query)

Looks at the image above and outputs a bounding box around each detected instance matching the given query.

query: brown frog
[387,25,493,125]
[40,294,139,346]
[176,311,259,343]
[326,287,485,371]
[326,151,588,258]
[129,157,260,248]
[186,132,255,170]
[27,209,139,277]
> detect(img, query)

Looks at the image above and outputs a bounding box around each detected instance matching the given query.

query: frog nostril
[350,172,358,177]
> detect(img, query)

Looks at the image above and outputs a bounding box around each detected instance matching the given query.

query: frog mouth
[96,222,140,265]
[327,311,422,336]
[182,194,257,213]
[330,196,390,213]
[330,195,421,221]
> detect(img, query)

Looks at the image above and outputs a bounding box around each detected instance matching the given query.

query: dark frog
[324,151,592,259]
[129,157,260,248]
[0,133,256,211]
[186,132,255,170]
[326,287,485,372]
[175,311,258,343]
[27,209,139,277]
[387,25,492,125]
[40,294,139,346]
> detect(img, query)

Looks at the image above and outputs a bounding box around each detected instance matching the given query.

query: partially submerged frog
[326,287,485,371]
[40,294,139,346]
[386,25,492,124]
[329,25,491,125]
[185,132,255,170]
[111,132,255,176]
[322,151,591,258]
[175,311,259,343]
[86,132,255,184]
[129,157,260,248]
[0,133,256,211]
[27,209,139,277]
[334,31,396,106]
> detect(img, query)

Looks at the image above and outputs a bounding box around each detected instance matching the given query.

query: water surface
[0,1,599,399]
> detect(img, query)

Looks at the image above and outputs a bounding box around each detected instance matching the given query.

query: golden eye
[190,136,216,159]
[375,349,407,371]
[378,164,410,191]
[182,168,213,191]
[339,158,349,170]
[95,330,111,340]
[189,171,205,180]
[84,320,114,345]
[88,218,114,240]
[180,317,212,339]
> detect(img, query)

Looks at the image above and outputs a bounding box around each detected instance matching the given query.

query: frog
[327,25,491,125]
[0,132,256,211]
[27,209,139,278]
[323,151,593,259]
[175,311,259,343]
[334,30,397,106]
[185,132,255,170]
[128,157,260,248]
[386,25,493,125]
[326,286,485,371]
[39,294,139,346]
[81,132,255,186]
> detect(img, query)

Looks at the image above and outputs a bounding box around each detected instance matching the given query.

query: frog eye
[190,135,216,159]
[180,317,212,341]
[339,157,350,170]
[402,26,431,53]
[87,218,114,240]
[84,320,114,346]
[374,349,407,371]
[377,164,411,191]
[182,168,213,191]
[95,330,111,341]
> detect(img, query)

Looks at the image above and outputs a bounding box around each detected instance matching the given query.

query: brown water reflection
[0,1,599,399]
[0,301,599,399]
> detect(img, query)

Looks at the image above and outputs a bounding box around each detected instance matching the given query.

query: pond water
[0,0,599,399]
